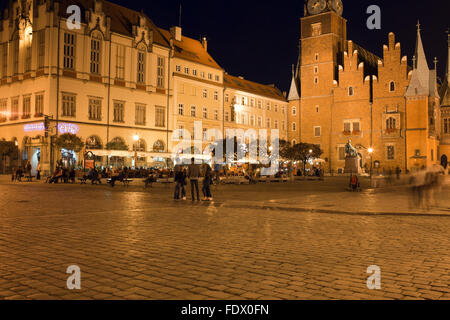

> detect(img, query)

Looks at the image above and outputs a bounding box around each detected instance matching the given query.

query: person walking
[202,164,213,201]
[174,166,187,200]
[26,161,32,179]
[188,158,201,202]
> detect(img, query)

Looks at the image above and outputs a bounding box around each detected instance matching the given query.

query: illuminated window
[314,126,321,137]
[62,93,76,117]
[13,38,19,75]
[38,31,45,69]
[11,98,19,120]
[113,101,124,123]
[157,56,165,88]
[116,45,125,79]
[387,146,395,160]
[25,39,32,72]
[155,106,165,127]
[386,117,396,130]
[22,96,31,118]
[35,94,44,116]
[88,98,102,121]
[64,33,76,70]
[90,33,101,74]
[135,104,146,125]
[137,45,146,83]
[1,43,7,77]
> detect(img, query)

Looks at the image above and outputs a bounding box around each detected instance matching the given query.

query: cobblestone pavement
[0,178,449,300]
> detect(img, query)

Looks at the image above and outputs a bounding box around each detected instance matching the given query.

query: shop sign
[58,123,79,135]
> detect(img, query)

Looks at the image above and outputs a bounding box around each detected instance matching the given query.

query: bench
[107,178,133,187]
[78,177,87,184]
[25,175,35,182]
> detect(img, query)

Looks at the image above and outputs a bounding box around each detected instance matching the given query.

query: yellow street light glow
[368,148,374,154]
[133,135,140,142]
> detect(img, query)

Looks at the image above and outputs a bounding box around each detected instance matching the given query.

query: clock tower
[297,0,347,171]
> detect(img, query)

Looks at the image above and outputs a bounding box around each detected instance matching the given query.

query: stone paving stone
[1,181,450,300]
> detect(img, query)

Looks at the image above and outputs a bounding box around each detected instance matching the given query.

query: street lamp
[133,135,140,169]
[368,147,374,180]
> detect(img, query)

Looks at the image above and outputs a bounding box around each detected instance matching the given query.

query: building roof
[224,74,287,101]
[56,0,170,48]
[158,28,222,70]
[352,42,381,77]
[287,74,300,101]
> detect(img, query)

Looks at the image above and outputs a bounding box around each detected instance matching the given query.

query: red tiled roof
[158,28,222,70]
[57,0,170,48]
[224,74,286,101]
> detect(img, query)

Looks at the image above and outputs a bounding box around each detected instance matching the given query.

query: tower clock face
[332,0,343,15]
[307,0,327,15]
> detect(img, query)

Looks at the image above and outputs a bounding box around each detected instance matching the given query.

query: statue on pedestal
[345,140,358,158]
[344,140,361,174]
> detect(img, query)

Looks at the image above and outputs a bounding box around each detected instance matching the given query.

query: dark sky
[110,0,447,92]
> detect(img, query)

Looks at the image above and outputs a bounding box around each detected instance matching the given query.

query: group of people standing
[11,161,39,182]
[174,158,214,202]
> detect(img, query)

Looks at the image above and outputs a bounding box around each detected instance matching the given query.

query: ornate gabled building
[0,0,288,174]
[288,0,445,173]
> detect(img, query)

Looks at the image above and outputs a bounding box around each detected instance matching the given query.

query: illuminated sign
[58,123,79,135]
[24,123,45,132]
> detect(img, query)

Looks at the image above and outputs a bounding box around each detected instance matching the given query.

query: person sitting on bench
[109,169,125,187]
[48,167,64,184]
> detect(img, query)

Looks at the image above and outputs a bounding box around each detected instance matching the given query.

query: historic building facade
[288,0,446,173]
[0,0,288,174]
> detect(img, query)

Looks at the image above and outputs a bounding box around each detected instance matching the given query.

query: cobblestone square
[0,177,449,300]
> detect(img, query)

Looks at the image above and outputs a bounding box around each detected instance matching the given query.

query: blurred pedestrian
[188,158,200,202]
[202,164,213,201]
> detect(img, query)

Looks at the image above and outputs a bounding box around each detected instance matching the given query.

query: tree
[0,140,19,173]
[290,142,323,173]
[106,138,128,151]
[54,133,84,152]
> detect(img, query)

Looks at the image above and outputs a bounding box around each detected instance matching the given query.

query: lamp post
[368,148,374,181]
[133,135,140,169]
[14,140,19,168]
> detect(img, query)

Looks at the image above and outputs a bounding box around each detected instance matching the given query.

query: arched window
[153,140,165,152]
[292,140,297,146]
[133,139,146,152]
[107,137,128,151]
[86,135,103,150]
[348,86,354,96]
[389,81,395,92]
[137,43,146,84]
[292,106,297,116]
[90,32,102,74]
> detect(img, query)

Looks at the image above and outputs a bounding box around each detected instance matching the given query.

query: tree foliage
[0,140,18,158]
[106,139,128,151]
[54,133,85,152]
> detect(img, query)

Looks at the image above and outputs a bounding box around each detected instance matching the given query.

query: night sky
[3,0,450,92]
[110,0,449,92]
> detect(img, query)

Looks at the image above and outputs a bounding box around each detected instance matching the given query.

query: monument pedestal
[344,156,361,174]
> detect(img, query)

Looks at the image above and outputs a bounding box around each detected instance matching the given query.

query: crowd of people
[409,165,446,210]
[173,158,214,201]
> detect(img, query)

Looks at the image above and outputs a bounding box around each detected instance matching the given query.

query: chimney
[170,26,182,42]
[201,36,207,51]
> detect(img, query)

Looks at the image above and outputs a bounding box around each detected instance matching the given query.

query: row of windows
[338,146,396,161]
[175,65,220,82]
[225,94,286,114]
[0,94,44,120]
[0,31,46,77]
[62,32,165,87]
[61,94,166,127]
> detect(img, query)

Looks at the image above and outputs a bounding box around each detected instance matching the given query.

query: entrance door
[31,148,41,175]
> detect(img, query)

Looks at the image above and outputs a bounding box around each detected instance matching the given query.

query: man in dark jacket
[188,158,201,201]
